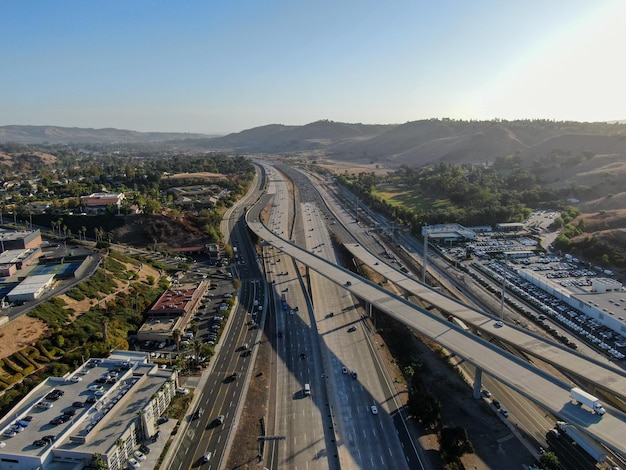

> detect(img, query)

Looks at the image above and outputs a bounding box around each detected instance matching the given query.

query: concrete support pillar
[473,368,483,399]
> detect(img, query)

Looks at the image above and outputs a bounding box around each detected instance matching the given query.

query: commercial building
[137,284,207,344]
[7,274,55,302]
[82,193,125,213]
[0,351,177,470]
[0,229,42,251]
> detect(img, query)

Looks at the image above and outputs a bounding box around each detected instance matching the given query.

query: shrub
[3,357,23,374]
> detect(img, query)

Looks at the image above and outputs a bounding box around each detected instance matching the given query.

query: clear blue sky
[1,0,624,134]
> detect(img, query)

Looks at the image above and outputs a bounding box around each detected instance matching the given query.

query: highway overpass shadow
[262,277,412,467]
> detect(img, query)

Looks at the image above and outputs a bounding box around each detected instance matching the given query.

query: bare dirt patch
[314,158,392,176]
[0,316,49,359]
[225,330,270,470]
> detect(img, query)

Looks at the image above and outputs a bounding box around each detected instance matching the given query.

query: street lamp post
[499,252,507,324]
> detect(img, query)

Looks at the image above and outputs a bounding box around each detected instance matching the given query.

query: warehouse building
[6,274,55,302]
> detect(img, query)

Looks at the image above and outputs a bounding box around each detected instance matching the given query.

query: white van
[304,384,311,396]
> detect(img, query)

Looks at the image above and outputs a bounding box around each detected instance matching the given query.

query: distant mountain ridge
[2,120,626,169]
[0,125,210,144]
[202,119,626,168]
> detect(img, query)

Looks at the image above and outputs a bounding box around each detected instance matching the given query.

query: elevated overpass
[247,192,626,458]
[345,243,626,401]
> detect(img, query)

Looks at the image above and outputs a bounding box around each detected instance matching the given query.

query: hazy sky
[2,0,625,134]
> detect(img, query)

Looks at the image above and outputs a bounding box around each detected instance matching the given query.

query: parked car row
[477,261,626,359]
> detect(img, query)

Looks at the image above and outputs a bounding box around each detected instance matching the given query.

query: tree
[172,329,181,350]
[90,453,108,470]
[539,451,559,469]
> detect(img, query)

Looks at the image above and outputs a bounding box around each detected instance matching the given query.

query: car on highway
[500,408,509,418]
[347,326,357,332]
[192,408,204,420]
[492,399,501,409]
[217,414,225,425]
[203,452,212,463]
[481,389,491,398]
[370,405,379,415]
[342,367,348,374]
[351,370,358,379]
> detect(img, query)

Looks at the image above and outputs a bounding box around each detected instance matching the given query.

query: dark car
[42,435,56,443]
[192,408,204,420]
[33,439,46,447]
[72,401,85,409]
[86,396,98,404]
[63,409,77,416]
[49,417,63,426]
[139,444,151,454]
[492,399,501,409]
[347,326,357,332]
[157,417,169,425]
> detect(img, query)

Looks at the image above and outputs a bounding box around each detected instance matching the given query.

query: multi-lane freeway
[260,171,419,469]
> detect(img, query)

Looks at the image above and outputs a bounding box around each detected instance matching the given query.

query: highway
[246,190,626,458]
[262,174,332,469]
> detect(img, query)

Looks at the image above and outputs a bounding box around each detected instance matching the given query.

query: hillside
[3,121,626,171]
[0,125,210,144]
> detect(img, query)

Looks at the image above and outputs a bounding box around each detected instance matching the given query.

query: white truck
[570,387,606,415]
[555,421,606,462]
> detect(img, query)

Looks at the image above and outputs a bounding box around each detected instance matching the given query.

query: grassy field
[373,186,453,212]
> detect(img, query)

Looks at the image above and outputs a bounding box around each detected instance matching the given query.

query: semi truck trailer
[556,421,607,462]
[570,387,606,415]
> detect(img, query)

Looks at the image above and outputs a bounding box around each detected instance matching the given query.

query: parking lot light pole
[500,252,507,323]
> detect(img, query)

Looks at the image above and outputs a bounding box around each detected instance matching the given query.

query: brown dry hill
[114,214,212,250]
